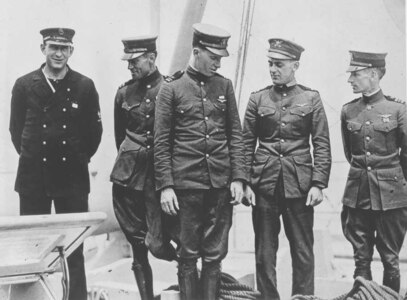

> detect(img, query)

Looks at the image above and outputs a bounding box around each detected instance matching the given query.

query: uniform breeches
[113,172,178,262]
[113,184,155,299]
[112,184,148,245]
[253,183,314,300]
[341,206,407,292]
[176,188,233,263]
[176,188,232,300]
[19,192,89,300]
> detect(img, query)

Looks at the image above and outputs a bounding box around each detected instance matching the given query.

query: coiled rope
[219,272,261,300]
[162,272,261,300]
[291,277,403,300]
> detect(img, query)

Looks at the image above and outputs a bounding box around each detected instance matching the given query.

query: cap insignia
[271,40,283,48]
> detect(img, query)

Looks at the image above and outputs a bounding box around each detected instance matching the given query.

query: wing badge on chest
[379,114,392,123]
[217,95,227,103]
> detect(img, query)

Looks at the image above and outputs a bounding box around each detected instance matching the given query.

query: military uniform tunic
[154,66,247,266]
[154,66,247,190]
[9,64,102,197]
[341,89,407,210]
[111,69,162,190]
[243,80,331,299]
[340,89,407,287]
[243,81,331,197]
[110,69,177,261]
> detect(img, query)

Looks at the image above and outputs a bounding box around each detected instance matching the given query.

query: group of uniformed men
[9,23,407,300]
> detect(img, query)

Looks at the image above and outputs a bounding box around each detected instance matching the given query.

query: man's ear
[370,68,379,79]
[293,61,300,71]
[192,47,200,56]
[40,43,46,54]
[69,46,74,57]
[147,52,157,62]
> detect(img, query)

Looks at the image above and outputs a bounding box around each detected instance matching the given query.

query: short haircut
[374,67,386,79]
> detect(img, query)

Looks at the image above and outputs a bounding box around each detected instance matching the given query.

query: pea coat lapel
[31,69,54,107]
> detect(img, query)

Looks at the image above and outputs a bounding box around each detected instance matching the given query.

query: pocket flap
[293,154,312,165]
[373,120,397,132]
[175,104,193,114]
[348,167,363,179]
[122,101,141,111]
[290,105,312,117]
[258,106,276,117]
[346,121,362,132]
[119,139,142,152]
[377,167,403,181]
[253,150,270,163]
[213,101,227,111]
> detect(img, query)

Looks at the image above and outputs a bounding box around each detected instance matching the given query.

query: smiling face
[192,47,222,76]
[268,58,298,85]
[41,42,73,72]
[127,52,156,80]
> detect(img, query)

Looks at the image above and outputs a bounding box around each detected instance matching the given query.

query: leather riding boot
[178,261,199,300]
[201,261,221,300]
[132,263,154,300]
[383,272,400,293]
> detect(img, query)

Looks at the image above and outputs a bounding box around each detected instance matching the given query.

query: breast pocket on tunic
[110,140,143,184]
[122,101,143,130]
[373,120,398,153]
[289,105,313,136]
[346,121,364,151]
[175,103,196,127]
[257,106,277,136]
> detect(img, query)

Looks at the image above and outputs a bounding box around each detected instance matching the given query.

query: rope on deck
[291,277,403,300]
[161,272,261,300]
[219,272,261,300]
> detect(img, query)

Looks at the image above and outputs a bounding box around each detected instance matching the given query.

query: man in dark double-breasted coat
[9,27,102,300]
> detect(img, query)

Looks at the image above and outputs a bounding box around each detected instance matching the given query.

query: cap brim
[267,51,293,60]
[206,47,229,57]
[121,52,145,61]
[46,41,73,46]
[346,65,369,72]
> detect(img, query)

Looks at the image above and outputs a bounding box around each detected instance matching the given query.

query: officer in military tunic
[154,23,247,300]
[9,28,102,300]
[243,38,331,300]
[110,36,177,300]
[341,51,407,292]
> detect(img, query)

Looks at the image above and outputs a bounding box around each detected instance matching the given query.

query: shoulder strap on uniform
[297,84,319,93]
[252,85,273,94]
[118,79,135,89]
[213,72,225,79]
[385,95,405,104]
[164,70,184,83]
[343,97,361,107]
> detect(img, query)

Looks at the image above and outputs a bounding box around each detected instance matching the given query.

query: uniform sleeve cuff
[312,180,326,189]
